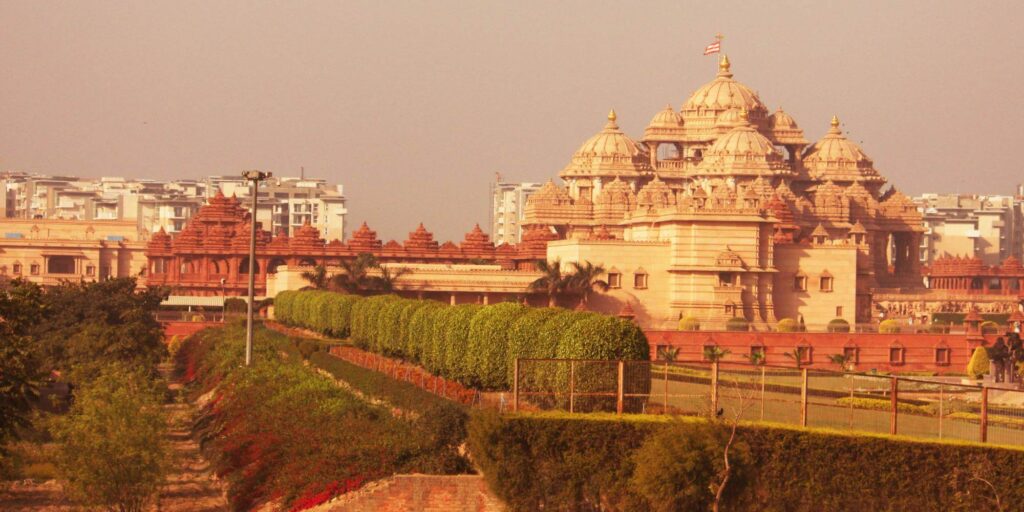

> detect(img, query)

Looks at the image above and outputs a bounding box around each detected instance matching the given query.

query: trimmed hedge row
[274,290,651,391]
[468,412,1024,511]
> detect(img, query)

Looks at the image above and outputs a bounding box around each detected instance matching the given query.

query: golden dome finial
[829,115,842,134]
[605,108,619,129]
[718,54,732,77]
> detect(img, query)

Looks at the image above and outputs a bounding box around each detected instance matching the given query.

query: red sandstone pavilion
[144,191,552,298]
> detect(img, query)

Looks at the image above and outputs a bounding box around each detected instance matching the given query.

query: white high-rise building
[491,180,542,245]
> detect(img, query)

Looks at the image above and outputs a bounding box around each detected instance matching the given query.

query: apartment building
[915,192,1024,266]
[490,180,542,245]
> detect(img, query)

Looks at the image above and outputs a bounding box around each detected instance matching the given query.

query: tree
[332,253,380,294]
[300,264,329,290]
[703,345,731,363]
[51,364,170,512]
[528,259,570,308]
[783,347,807,369]
[967,346,990,380]
[33,278,167,383]
[371,265,411,293]
[565,261,609,305]
[0,331,41,447]
[828,353,855,372]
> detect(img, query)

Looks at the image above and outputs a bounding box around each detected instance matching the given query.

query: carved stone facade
[528,55,924,328]
[145,192,546,296]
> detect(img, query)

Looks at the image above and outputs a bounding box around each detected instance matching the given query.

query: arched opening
[692,148,703,159]
[297,257,317,267]
[47,255,76,274]
[657,144,680,161]
[211,259,229,275]
[239,257,261,274]
[181,258,198,275]
[267,258,287,274]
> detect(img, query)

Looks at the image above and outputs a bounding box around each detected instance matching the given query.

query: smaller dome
[643,105,685,142]
[695,111,791,178]
[561,110,652,179]
[715,108,744,129]
[802,116,884,185]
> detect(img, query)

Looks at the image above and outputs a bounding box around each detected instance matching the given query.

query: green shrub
[398,301,433,362]
[351,295,399,348]
[409,303,446,370]
[835,397,934,416]
[465,302,529,389]
[827,318,850,333]
[297,339,321,359]
[776,318,800,332]
[506,308,562,384]
[308,351,453,415]
[326,294,360,338]
[557,314,651,412]
[631,421,751,512]
[967,346,990,379]
[879,319,901,333]
[273,290,298,324]
[726,317,749,332]
[438,305,483,381]
[468,413,1024,512]
[678,316,701,331]
[376,298,412,356]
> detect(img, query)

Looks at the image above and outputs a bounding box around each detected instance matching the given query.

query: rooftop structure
[913,192,1024,266]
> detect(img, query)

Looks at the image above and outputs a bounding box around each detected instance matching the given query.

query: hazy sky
[1,1,1022,242]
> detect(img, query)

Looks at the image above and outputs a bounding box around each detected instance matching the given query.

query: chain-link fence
[514,358,1024,446]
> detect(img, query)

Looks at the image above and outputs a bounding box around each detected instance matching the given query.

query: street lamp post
[242,170,272,366]
[220,277,227,323]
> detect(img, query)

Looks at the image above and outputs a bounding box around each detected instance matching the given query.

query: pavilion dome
[642,105,686,142]
[560,109,652,179]
[767,107,808,145]
[802,116,885,185]
[696,111,790,177]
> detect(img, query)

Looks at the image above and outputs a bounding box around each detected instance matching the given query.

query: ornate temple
[145,191,547,297]
[527,55,924,328]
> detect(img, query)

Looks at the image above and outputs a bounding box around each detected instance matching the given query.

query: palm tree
[300,264,329,290]
[657,346,680,413]
[703,345,731,363]
[528,259,570,308]
[331,253,379,294]
[783,347,807,369]
[567,261,610,305]
[828,353,855,372]
[371,265,411,293]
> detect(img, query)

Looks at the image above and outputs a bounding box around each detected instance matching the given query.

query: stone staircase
[316,474,503,512]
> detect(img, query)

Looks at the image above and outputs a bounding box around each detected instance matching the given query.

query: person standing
[990,338,1009,383]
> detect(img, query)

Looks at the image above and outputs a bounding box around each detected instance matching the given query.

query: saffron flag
[703,41,721,55]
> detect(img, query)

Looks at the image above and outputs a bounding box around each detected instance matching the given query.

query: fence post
[800,368,808,427]
[890,376,899,436]
[710,361,719,417]
[980,385,989,443]
[512,358,519,413]
[616,360,625,415]
[569,360,575,414]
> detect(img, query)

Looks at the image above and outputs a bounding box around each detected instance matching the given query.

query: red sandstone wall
[644,331,996,373]
[320,475,503,512]
[162,321,220,339]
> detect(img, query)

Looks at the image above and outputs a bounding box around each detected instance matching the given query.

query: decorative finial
[739,109,749,122]
[718,54,732,76]
[828,115,842,135]
[605,108,618,129]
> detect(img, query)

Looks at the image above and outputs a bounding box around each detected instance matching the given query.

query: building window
[13,263,21,274]
[820,276,834,292]
[153,259,166,274]
[934,347,951,366]
[843,346,859,364]
[796,345,813,365]
[634,273,648,289]
[47,255,76,274]
[86,265,95,277]
[794,275,807,291]
[836,306,843,317]
[607,272,621,289]
[719,272,735,287]
[30,264,39,275]
[889,346,905,366]
[724,302,735,316]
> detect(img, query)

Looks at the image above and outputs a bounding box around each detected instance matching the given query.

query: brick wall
[645,330,998,372]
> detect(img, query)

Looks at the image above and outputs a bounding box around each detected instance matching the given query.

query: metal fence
[513,358,1024,446]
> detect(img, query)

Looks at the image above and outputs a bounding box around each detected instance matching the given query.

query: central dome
[560,110,652,179]
[683,55,767,116]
